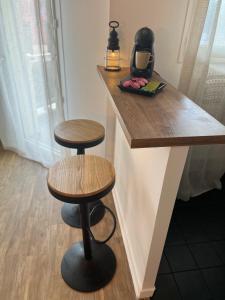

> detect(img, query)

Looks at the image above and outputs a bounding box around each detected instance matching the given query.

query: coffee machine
[130,27,155,78]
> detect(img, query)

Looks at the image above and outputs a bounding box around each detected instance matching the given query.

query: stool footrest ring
[89,204,116,244]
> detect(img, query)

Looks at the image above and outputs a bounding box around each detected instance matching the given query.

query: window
[201,0,225,58]
[0,0,64,165]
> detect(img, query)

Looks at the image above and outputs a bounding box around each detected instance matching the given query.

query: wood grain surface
[98,66,225,148]
[48,155,115,199]
[0,149,136,300]
[54,119,105,145]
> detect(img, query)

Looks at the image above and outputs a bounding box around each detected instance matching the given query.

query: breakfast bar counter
[97,66,225,299]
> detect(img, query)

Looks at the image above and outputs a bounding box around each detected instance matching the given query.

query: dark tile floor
[151,176,225,300]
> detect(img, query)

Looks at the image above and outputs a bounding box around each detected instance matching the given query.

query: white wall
[59,0,110,156]
[110,0,190,87]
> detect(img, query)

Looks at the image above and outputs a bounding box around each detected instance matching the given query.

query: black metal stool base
[61,200,105,228]
[61,241,116,292]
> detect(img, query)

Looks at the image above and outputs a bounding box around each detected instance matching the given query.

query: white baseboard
[112,188,155,299]
[139,287,156,299]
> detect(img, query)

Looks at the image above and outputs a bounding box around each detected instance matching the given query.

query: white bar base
[113,119,189,299]
[113,188,156,299]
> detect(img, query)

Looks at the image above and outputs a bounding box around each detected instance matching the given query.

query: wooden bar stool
[47,155,116,292]
[54,119,105,228]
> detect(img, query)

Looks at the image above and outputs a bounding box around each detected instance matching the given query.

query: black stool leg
[80,203,92,260]
[61,201,117,292]
[77,147,85,155]
[61,147,105,228]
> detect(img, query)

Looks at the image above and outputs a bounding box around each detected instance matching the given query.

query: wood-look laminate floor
[0,149,136,300]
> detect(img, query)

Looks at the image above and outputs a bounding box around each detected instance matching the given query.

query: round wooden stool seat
[54,119,105,149]
[54,120,106,228]
[47,155,115,204]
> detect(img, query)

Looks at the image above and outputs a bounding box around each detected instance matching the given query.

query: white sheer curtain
[0,0,65,166]
[178,0,225,200]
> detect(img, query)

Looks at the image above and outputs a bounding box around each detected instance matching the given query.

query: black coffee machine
[130,27,155,78]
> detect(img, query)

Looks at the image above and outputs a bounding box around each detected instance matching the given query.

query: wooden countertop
[98,66,225,148]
